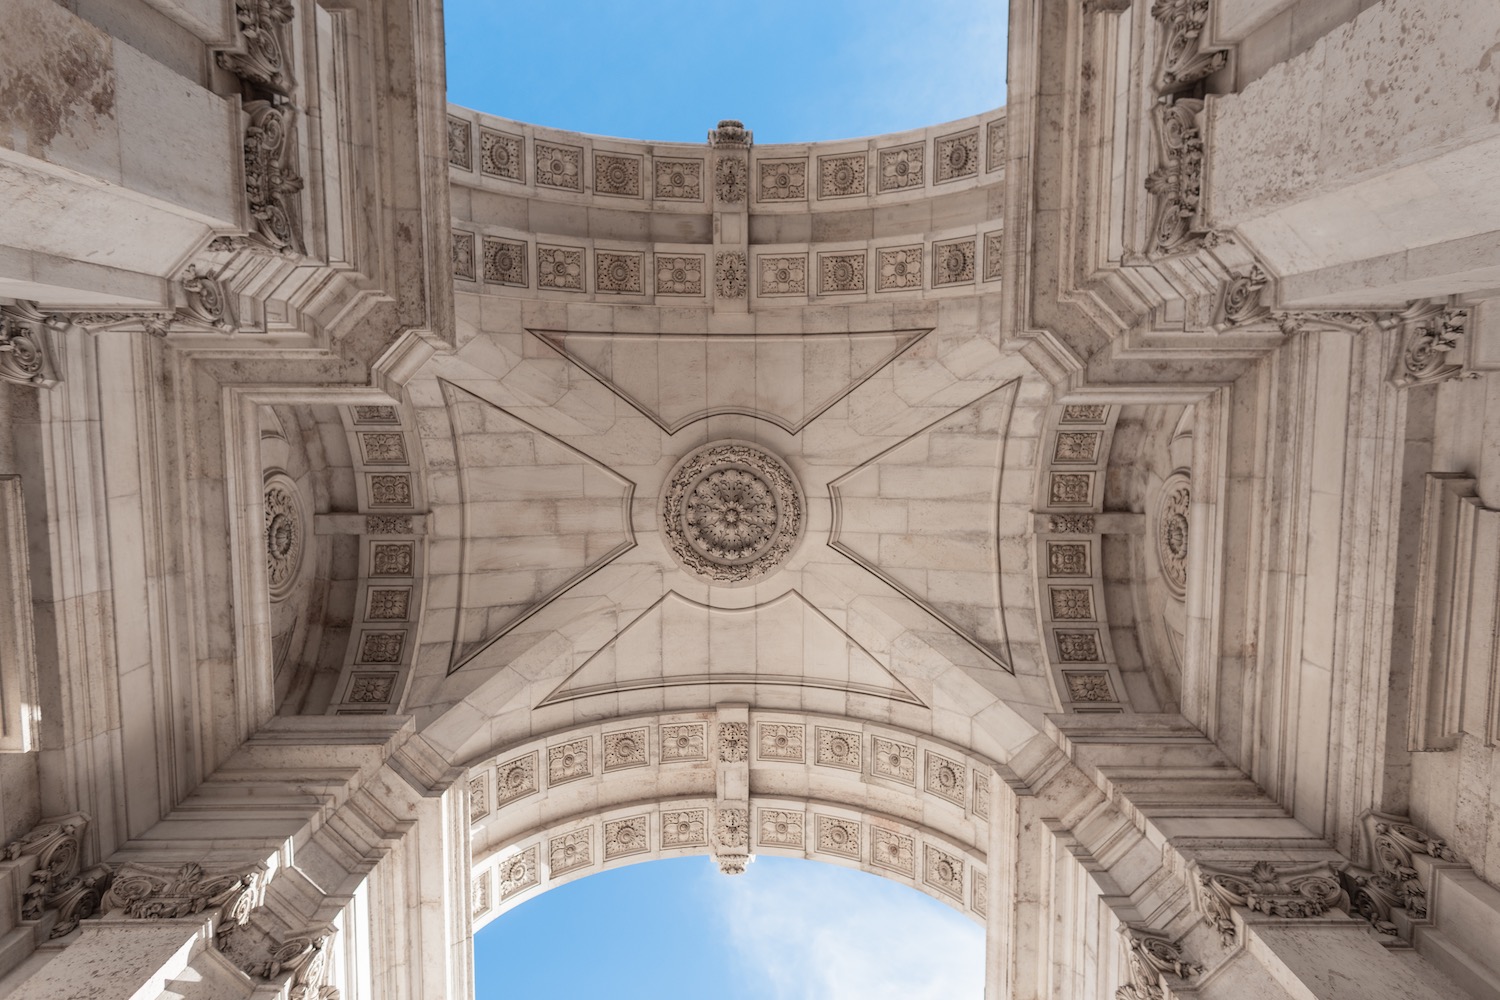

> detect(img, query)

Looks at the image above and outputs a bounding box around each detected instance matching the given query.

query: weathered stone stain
[0,0,117,154]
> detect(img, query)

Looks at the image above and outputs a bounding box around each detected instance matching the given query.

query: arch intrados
[467,710,1001,927]
[472,795,990,928]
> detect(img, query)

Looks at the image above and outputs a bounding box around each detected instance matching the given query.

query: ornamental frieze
[243,101,306,256]
[1144,99,1207,258]
[1196,860,1345,946]
[100,861,266,927]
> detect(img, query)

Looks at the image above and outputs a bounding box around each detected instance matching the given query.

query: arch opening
[474,855,987,997]
[442,0,1009,144]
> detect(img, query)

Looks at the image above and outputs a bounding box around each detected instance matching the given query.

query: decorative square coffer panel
[479,127,524,181]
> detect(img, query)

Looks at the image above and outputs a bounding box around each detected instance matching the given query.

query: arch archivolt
[466,708,1000,927]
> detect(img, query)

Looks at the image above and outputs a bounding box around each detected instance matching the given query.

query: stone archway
[466,709,1000,931]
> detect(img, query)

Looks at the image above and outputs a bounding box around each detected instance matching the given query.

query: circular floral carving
[1156,471,1191,599]
[263,473,304,601]
[661,441,804,585]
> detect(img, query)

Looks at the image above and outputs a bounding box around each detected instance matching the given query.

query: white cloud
[712,857,986,1000]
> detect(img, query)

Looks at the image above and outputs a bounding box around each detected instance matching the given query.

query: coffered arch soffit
[466,710,1002,925]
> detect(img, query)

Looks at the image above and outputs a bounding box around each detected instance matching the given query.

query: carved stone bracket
[1151,0,1231,96]
[3,813,110,938]
[1388,301,1476,388]
[713,806,750,875]
[1340,811,1462,935]
[1144,99,1209,258]
[1117,926,1203,1000]
[219,922,340,999]
[213,0,306,258]
[1215,265,1270,329]
[243,101,306,256]
[1195,860,1346,946]
[0,302,62,388]
[216,0,296,96]
[100,861,266,928]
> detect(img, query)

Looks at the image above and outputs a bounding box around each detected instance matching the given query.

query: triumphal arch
[2,0,1500,995]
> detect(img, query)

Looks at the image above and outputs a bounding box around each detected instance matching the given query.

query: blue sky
[444,1,1008,144]
[474,855,986,998]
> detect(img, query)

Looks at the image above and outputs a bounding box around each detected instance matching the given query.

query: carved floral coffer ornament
[263,473,304,601]
[1155,472,1191,599]
[661,441,804,585]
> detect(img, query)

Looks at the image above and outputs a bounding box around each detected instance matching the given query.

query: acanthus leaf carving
[100,861,266,928]
[1216,265,1270,328]
[60,312,174,337]
[1195,860,1346,946]
[0,303,62,388]
[1339,810,1463,934]
[1116,926,1203,1000]
[709,119,752,147]
[717,722,749,762]
[1143,99,1209,258]
[1151,0,1230,95]
[216,0,296,95]
[179,264,234,331]
[1274,310,1379,336]
[206,233,301,259]
[715,251,747,299]
[1388,301,1476,389]
[4,813,110,938]
[714,806,751,876]
[714,157,748,204]
[243,101,306,257]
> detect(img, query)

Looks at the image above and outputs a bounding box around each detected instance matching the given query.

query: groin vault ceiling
[376,104,1197,768]
[406,107,1070,763]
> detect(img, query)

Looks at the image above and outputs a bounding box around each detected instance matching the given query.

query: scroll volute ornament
[1195,860,1346,946]
[1116,927,1203,1000]
[100,861,266,927]
[1151,0,1230,95]
[221,925,340,998]
[217,0,296,96]
[0,303,61,388]
[1389,301,1474,388]
[1339,810,1461,934]
[1144,99,1208,257]
[4,813,111,938]
[243,101,306,256]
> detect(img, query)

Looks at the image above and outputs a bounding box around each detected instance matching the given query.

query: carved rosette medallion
[1155,472,1191,599]
[661,442,804,586]
[263,473,304,601]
